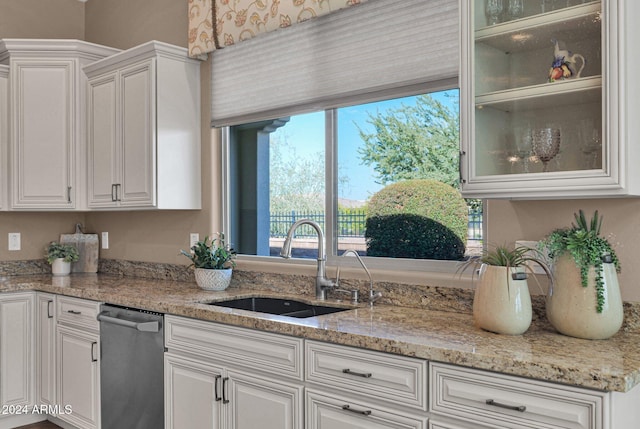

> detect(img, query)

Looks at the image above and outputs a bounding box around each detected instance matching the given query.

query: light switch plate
[101,232,109,249]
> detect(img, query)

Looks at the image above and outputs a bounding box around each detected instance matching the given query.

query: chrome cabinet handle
[91,342,98,362]
[222,377,230,404]
[341,405,371,416]
[47,300,53,319]
[67,186,72,203]
[111,184,117,202]
[67,310,82,315]
[486,399,526,412]
[342,369,372,378]
[214,375,222,402]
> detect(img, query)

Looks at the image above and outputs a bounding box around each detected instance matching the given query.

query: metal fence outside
[270,208,483,242]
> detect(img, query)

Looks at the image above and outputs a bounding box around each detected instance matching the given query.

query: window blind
[211,0,459,127]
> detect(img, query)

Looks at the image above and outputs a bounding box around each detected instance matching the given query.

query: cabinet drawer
[430,362,606,429]
[306,388,427,429]
[306,340,427,410]
[165,315,303,380]
[57,296,101,331]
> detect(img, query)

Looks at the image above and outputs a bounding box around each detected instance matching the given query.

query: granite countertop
[2,273,640,393]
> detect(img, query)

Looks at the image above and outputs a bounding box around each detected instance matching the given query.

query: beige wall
[2,0,640,302]
[84,0,187,50]
[0,0,217,265]
[488,199,640,301]
[0,0,85,39]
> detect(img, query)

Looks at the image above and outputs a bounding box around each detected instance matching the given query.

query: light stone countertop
[2,273,639,393]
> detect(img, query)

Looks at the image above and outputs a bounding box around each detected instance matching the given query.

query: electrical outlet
[190,233,199,249]
[8,233,20,251]
[101,232,109,249]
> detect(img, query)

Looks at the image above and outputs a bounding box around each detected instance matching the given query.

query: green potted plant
[180,233,236,290]
[45,241,80,276]
[459,245,551,335]
[539,210,622,339]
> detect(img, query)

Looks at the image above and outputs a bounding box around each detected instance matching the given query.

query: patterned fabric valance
[188,0,367,57]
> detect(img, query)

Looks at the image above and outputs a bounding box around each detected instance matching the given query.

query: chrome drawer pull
[67,310,82,315]
[486,399,526,412]
[342,369,372,378]
[341,405,372,416]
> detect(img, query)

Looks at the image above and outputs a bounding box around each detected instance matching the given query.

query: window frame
[221,89,485,275]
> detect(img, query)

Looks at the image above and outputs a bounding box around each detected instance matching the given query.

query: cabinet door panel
[120,60,155,207]
[11,60,74,208]
[0,66,8,210]
[228,370,303,429]
[36,293,56,406]
[88,73,119,207]
[57,325,100,429]
[164,353,223,429]
[0,293,33,407]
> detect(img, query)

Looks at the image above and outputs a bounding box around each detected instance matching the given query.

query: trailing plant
[45,242,80,264]
[539,210,620,313]
[180,233,236,270]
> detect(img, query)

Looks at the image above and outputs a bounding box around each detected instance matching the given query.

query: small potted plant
[45,241,80,276]
[459,245,551,335]
[180,233,236,291]
[539,210,622,340]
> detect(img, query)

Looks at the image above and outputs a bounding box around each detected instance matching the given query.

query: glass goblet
[532,128,561,172]
[506,0,524,20]
[485,0,504,25]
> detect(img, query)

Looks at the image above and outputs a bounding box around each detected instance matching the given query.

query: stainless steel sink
[207,297,350,318]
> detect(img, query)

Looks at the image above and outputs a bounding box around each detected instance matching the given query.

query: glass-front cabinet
[460,0,640,198]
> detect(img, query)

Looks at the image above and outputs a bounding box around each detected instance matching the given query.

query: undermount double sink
[207,297,350,319]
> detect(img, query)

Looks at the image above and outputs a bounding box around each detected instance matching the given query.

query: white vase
[194,268,233,291]
[51,258,71,276]
[473,264,532,335]
[547,254,623,340]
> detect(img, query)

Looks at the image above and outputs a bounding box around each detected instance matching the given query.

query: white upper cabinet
[0,39,120,210]
[460,0,640,198]
[0,65,7,211]
[85,41,202,210]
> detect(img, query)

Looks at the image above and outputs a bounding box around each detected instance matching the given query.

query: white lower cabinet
[56,297,101,429]
[165,353,224,429]
[0,292,34,408]
[305,340,428,429]
[429,362,640,429]
[164,315,304,429]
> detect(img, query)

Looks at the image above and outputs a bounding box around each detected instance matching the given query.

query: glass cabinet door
[461,1,620,197]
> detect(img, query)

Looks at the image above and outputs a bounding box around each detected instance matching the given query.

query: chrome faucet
[336,249,382,306]
[280,219,336,300]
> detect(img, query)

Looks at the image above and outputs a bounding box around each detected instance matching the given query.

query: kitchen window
[222,89,483,272]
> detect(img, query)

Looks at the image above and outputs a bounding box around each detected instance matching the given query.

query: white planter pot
[473,264,532,335]
[51,258,71,276]
[547,254,623,340]
[194,268,233,291]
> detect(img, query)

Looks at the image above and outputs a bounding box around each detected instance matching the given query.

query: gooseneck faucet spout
[280,219,336,300]
[337,249,382,306]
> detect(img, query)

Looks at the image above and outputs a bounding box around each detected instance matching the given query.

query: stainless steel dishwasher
[98,304,164,429]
